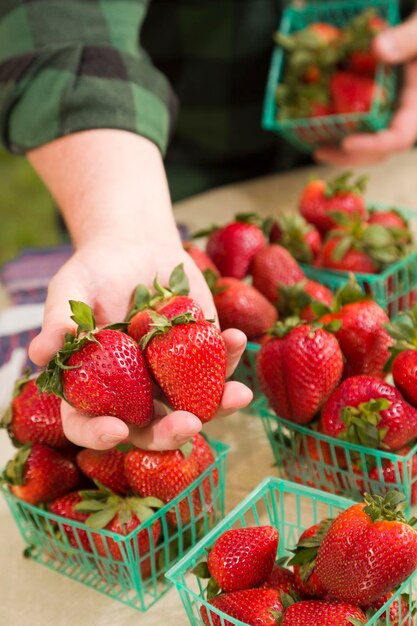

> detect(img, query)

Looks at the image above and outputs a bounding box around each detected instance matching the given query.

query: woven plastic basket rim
[1,436,230,542]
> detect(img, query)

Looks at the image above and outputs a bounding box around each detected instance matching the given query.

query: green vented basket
[1,437,229,612]
[262,0,400,152]
[166,477,417,626]
[255,396,417,514]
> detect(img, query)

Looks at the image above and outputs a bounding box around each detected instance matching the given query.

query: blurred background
[0,150,60,266]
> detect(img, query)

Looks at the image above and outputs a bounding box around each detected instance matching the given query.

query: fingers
[128,409,202,450]
[29,271,87,366]
[374,13,417,64]
[61,401,129,450]
[222,328,247,377]
[216,381,253,417]
[314,146,387,167]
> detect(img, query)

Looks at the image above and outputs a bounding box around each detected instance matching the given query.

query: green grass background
[0,150,61,266]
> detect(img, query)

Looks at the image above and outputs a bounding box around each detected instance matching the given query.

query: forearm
[27,129,180,250]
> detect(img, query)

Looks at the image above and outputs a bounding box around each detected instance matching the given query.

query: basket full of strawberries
[262,0,400,151]
[0,266,230,611]
[166,477,417,626]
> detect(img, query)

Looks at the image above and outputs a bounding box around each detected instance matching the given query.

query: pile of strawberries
[1,266,227,573]
[194,491,417,626]
[191,171,414,345]
[275,9,390,120]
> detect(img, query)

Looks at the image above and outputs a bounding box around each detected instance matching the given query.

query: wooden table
[1,149,417,625]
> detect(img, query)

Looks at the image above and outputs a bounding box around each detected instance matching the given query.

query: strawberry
[319,238,378,273]
[1,372,68,448]
[37,301,154,428]
[280,600,367,625]
[319,281,393,378]
[141,313,226,423]
[331,72,379,114]
[183,241,220,276]
[200,588,283,626]
[252,244,305,304]
[289,520,332,598]
[127,264,205,343]
[203,526,278,593]
[385,307,417,407]
[299,172,367,235]
[202,215,266,279]
[191,435,218,520]
[76,447,131,495]
[124,436,201,526]
[307,22,341,44]
[315,491,417,604]
[261,564,300,595]
[277,279,334,323]
[269,213,322,263]
[362,591,410,626]
[211,276,278,340]
[320,375,417,451]
[257,320,343,424]
[49,491,91,551]
[74,490,162,579]
[344,9,388,77]
[368,208,411,241]
[368,447,417,505]
[276,82,334,122]
[4,443,80,504]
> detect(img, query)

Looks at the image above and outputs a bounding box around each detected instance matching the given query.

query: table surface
[1,149,417,625]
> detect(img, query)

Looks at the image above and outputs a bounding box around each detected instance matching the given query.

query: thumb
[374,13,417,64]
[28,275,86,366]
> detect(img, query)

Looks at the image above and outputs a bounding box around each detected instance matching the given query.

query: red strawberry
[368,209,411,238]
[37,301,154,428]
[127,264,205,343]
[76,491,162,579]
[315,492,417,604]
[257,321,343,424]
[49,491,91,551]
[4,443,80,504]
[368,447,417,505]
[2,373,68,448]
[281,600,367,625]
[331,72,378,114]
[277,280,334,323]
[201,588,283,626]
[269,213,322,263]
[307,22,341,44]
[191,435,218,519]
[261,564,300,595]
[204,217,266,279]
[289,520,332,599]
[205,526,278,592]
[252,245,305,304]
[362,591,410,626]
[76,447,131,495]
[183,241,220,276]
[212,277,278,340]
[141,313,226,423]
[320,375,417,451]
[345,9,388,77]
[319,238,378,273]
[392,350,417,407]
[386,307,417,407]
[299,172,367,235]
[320,300,393,378]
[124,437,201,526]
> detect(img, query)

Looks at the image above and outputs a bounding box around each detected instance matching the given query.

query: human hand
[315,13,417,166]
[29,240,252,451]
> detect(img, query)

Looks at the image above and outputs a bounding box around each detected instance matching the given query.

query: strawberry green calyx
[339,398,390,448]
[234,212,273,238]
[274,214,317,263]
[192,561,221,599]
[36,300,128,400]
[127,284,152,321]
[362,491,409,524]
[268,317,304,338]
[127,264,190,320]
[74,492,164,530]
[288,518,333,583]
[324,171,368,198]
[385,306,417,369]
[4,443,32,486]
[277,281,313,316]
[140,311,197,349]
[333,275,367,308]
[203,268,221,293]
[1,369,32,432]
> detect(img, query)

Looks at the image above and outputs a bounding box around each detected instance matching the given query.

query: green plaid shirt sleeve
[0,0,177,155]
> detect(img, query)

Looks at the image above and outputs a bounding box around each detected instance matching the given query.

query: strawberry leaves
[339,398,390,448]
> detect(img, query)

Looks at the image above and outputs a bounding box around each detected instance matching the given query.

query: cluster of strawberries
[1,266,228,570]
[191,171,413,345]
[276,9,389,120]
[194,491,417,626]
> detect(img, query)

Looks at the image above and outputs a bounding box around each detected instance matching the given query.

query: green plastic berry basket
[254,395,417,515]
[166,477,417,625]
[0,437,229,613]
[262,0,400,152]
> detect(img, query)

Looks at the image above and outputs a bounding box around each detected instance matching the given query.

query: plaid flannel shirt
[0,0,413,200]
